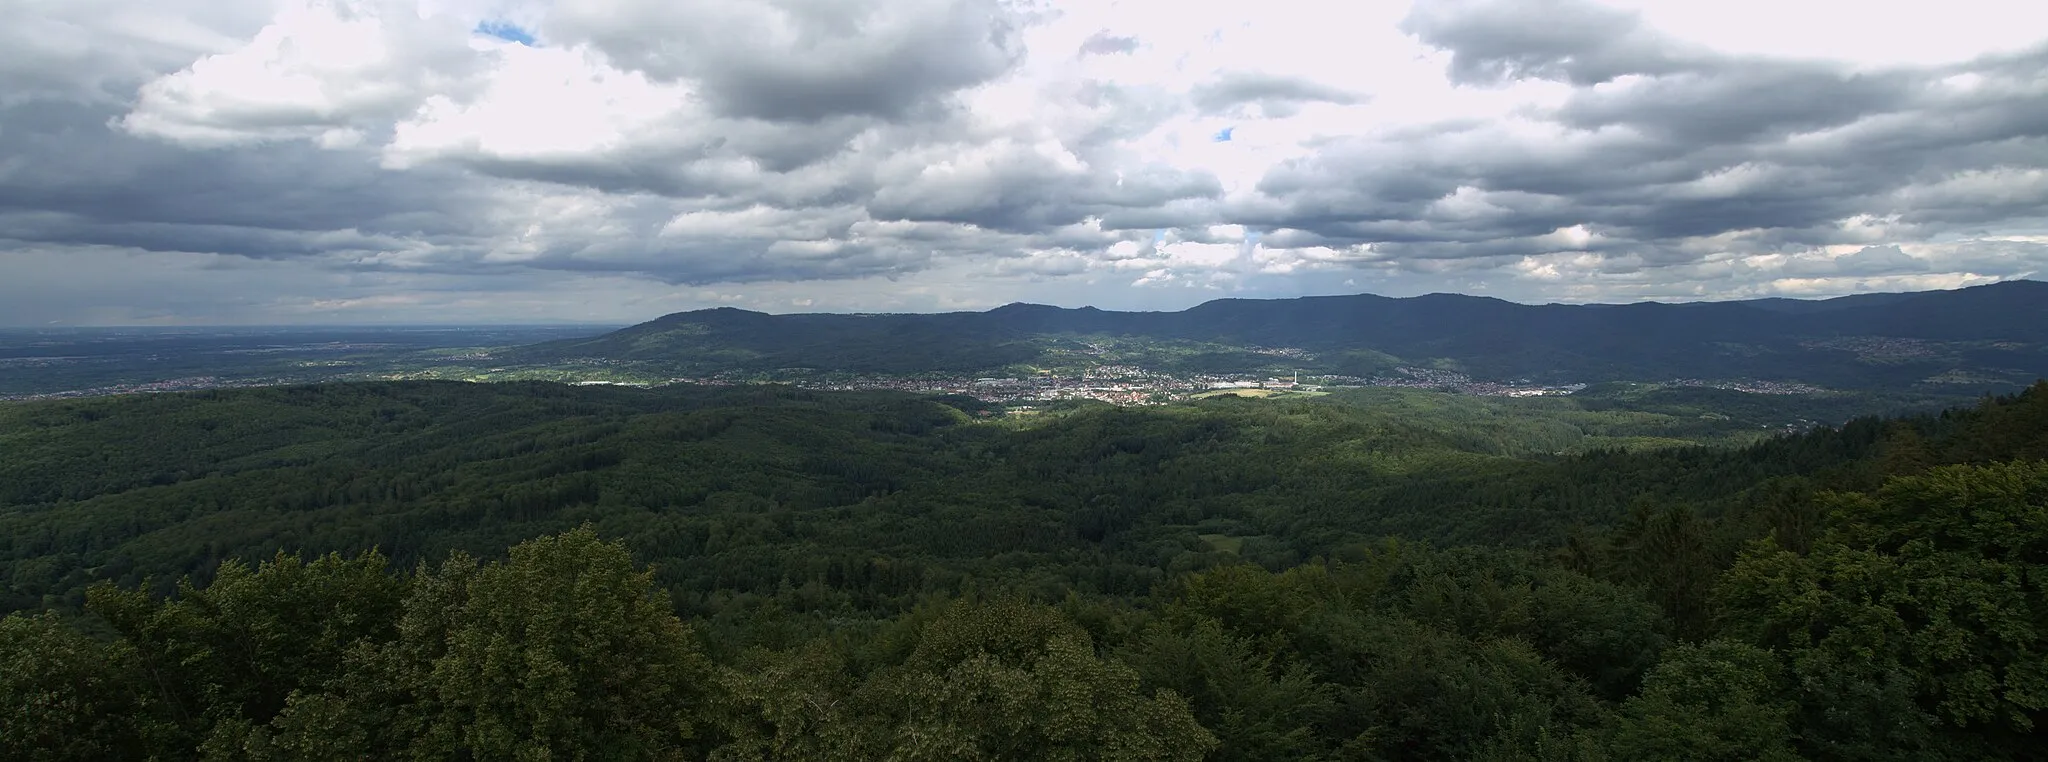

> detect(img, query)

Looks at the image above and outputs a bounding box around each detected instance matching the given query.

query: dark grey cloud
[0,0,274,107]
[0,4,992,291]
[867,152,1223,234]
[3,0,2046,325]
[1400,0,1699,86]
[1227,0,2048,272]
[0,213,412,262]
[0,15,512,283]
[2,108,482,237]
[1191,72,1365,117]
[548,0,1024,122]
[0,0,1119,298]
[1554,65,1915,143]
[491,237,935,286]
[402,115,884,205]
[0,81,893,294]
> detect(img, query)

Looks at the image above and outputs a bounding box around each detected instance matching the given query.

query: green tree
[1606,499,1718,640]
[1875,424,1935,477]
[1593,640,1801,761]
[267,527,715,761]
[1123,616,1334,761]
[0,612,158,760]
[1164,559,1610,760]
[709,641,887,762]
[1719,462,2048,759]
[85,548,406,757]
[857,598,1216,761]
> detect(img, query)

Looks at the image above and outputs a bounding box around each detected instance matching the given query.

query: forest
[3,379,2045,760]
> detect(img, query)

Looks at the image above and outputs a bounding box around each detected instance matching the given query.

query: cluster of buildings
[1203,372,1311,391]
[1338,367,1585,397]
[1667,378,1828,395]
[1246,346,1316,359]
[0,376,274,402]
[806,371,1191,405]
[658,367,1289,405]
[653,364,1592,406]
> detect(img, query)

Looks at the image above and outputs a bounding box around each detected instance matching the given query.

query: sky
[2,0,2046,325]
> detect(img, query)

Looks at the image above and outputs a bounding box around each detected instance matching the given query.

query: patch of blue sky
[476,20,536,46]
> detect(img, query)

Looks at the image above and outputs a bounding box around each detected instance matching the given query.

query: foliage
[0,612,157,760]
[255,527,712,760]
[3,379,1915,618]
[5,378,2048,758]
[1591,640,1801,761]
[1718,461,2048,759]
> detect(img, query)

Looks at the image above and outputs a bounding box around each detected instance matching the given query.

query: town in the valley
[650,365,1597,407]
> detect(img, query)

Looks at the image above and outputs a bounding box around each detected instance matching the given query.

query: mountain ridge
[515,280,2048,389]
[644,280,2048,320]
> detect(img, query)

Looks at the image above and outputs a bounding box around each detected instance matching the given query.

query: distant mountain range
[516,280,2048,390]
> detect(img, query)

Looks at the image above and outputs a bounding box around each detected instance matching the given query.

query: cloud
[1401,0,1699,86]
[0,0,2046,324]
[1077,31,1139,57]
[120,0,483,147]
[0,0,274,108]
[1238,0,2048,272]
[1191,72,1365,118]
[545,0,1026,122]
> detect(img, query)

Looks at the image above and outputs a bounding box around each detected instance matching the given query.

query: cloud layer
[2,0,2046,323]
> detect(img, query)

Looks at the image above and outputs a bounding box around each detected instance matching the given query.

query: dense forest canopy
[0,381,1947,615]
[4,379,2046,759]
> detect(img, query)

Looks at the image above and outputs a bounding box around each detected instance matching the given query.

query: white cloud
[385,41,690,164]
[122,0,479,146]
[1606,0,2048,66]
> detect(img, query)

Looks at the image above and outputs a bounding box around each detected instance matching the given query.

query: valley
[11,2,2045,755]
[5,284,2047,760]
[9,283,2046,416]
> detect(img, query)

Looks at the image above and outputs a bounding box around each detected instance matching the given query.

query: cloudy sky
[3,0,2046,324]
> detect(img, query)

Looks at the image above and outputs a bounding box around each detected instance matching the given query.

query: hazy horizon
[7,278,2039,329]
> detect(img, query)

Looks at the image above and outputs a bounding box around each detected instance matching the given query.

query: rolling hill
[515,280,2048,390]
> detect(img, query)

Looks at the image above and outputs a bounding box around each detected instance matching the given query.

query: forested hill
[0,380,1868,615]
[513,280,2048,388]
[3,379,2047,758]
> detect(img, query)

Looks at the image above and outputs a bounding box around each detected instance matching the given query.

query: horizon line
[10,278,2038,328]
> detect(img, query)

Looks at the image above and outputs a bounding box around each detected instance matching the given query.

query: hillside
[0,380,1868,616]
[4,379,2046,759]
[515,280,2048,390]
